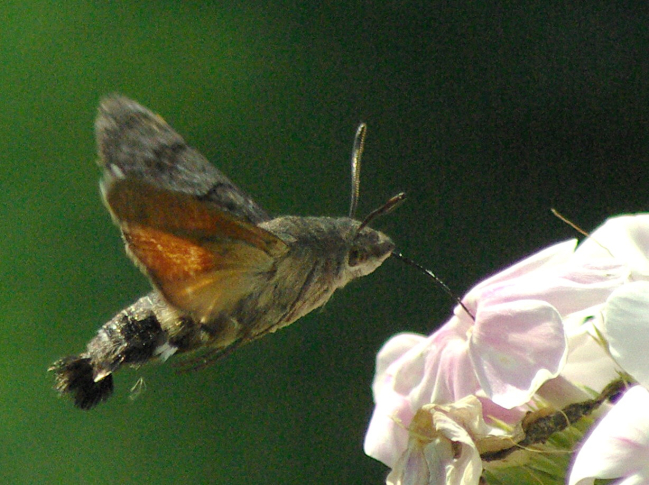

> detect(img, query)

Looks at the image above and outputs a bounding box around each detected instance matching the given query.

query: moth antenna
[391,252,476,321]
[349,123,367,219]
[551,208,614,257]
[550,208,591,238]
[357,192,406,234]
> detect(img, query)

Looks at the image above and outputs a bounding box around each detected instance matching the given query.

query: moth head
[345,223,395,280]
[341,123,404,281]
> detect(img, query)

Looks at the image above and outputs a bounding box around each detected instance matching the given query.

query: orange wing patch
[102,177,286,257]
[123,224,278,322]
[102,177,289,322]
[125,226,219,280]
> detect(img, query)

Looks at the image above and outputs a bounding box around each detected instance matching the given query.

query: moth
[50,96,401,410]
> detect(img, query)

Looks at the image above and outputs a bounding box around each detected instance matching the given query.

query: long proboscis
[391,252,476,321]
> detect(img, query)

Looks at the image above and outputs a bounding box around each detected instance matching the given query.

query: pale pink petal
[372,333,427,399]
[562,313,619,392]
[478,396,526,425]
[365,336,432,467]
[574,214,649,279]
[469,300,566,408]
[365,325,479,467]
[536,375,594,408]
[569,386,649,485]
[603,281,649,388]
[364,392,414,468]
[467,261,627,317]
[366,322,485,468]
[386,438,449,485]
[409,319,480,407]
[467,240,577,297]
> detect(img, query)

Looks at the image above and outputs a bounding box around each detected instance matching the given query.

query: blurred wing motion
[96,96,288,322]
[95,95,271,224]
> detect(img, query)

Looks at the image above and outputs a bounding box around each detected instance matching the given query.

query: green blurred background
[2,2,649,483]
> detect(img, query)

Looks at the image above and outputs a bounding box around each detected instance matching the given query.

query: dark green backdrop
[2,2,649,483]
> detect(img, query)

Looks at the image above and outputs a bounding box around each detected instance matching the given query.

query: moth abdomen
[50,356,114,410]
[51,294,176,409]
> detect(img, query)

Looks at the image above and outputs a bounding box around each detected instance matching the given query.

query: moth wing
[95,95,271,224]
[102,177,288,322]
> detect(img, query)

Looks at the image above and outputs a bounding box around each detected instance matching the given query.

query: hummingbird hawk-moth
[50,96,401,410]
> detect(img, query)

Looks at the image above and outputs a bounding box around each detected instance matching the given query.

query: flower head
[386,396,517,485]
[366,228,629,475]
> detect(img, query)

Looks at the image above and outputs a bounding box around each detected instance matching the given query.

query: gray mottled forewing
[95,95,270,224]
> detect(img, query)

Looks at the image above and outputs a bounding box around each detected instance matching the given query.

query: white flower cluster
[365,215,649,484]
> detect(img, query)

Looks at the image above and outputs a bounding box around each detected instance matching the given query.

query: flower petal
[372,333,427,399]
[467,260,627,318]
[603,281,649,388]
[386,436,450,485]
[470,300,567,408]
[386,397,486,485]
[568,386,649,485]
[575,214,649,280]
[365,326,480,467]
[562,312,619,392]
[408,319,481,407]
[467,240,578,297]
[364,391,413,468]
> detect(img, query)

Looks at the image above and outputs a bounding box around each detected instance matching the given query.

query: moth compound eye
[348,248,366,267]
